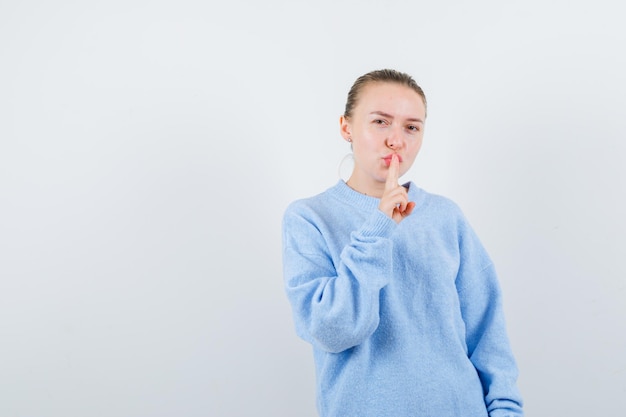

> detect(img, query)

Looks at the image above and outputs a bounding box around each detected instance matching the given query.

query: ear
[339,116,352,142]
[339,115,352,142]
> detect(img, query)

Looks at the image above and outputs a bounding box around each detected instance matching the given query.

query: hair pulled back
[343,69,427,119]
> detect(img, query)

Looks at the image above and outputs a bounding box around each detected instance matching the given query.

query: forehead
[356,82,426,118]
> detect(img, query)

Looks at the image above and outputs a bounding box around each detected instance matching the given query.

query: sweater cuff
[358,209,397,239]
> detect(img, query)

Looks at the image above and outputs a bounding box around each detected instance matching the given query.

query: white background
[1,1,625,416]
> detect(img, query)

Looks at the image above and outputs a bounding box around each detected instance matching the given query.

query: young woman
[282,69,523,417]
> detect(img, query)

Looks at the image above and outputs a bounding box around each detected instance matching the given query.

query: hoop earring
[337,152,354,181]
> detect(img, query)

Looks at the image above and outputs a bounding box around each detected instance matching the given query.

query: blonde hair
[343,69,427,119]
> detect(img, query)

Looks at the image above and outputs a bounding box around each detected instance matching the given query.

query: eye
[373,119,387,125]
[407,124,421,132]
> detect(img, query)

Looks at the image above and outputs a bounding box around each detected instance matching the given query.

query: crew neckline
[329,180,423,212]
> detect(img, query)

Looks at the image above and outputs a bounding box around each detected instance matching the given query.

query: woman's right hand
[378,154,415,223]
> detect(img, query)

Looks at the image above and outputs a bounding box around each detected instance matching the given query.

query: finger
[393,191,409,213]
[395,195,407,212]
[385,154,400,191]
[403,201,416,217]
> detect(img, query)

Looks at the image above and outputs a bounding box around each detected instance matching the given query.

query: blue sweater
[282,180,523,417]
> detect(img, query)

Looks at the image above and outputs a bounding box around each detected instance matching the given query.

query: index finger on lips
[385,154,399,191]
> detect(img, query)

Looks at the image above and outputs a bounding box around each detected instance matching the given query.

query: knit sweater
[282,180,523,417]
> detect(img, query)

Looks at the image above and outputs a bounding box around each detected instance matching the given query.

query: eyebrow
[370,111,424,124]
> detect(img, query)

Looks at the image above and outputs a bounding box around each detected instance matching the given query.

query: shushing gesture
[378,154,415,223]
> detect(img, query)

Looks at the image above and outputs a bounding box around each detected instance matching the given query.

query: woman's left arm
[455,221,524,417]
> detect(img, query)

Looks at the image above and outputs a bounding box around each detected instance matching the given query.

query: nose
[385,127,404,149]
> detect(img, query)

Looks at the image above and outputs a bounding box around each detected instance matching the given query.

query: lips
[383,154,403,166]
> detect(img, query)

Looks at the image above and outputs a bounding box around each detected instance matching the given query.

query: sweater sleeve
[282,204,396,353]
[455,220,524,417]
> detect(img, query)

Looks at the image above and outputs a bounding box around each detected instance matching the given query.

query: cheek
[405,139,423,162]
[410,137,424,152]
[355,133,381,153]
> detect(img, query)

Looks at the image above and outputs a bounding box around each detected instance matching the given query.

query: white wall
[1,1,624,416]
